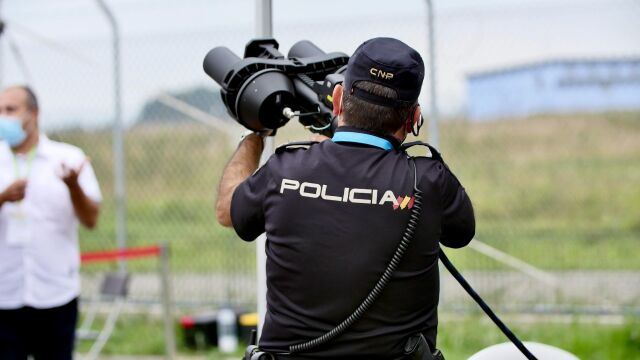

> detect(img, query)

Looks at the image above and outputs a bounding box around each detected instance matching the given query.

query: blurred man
[216,38,475,359]
[0,85,102,360]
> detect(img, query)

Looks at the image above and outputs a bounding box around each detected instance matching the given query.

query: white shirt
[0,135,102,309]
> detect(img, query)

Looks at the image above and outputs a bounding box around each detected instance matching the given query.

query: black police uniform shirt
[231,126,475,359]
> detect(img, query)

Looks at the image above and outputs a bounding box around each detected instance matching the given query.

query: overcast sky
[1,0,639,129]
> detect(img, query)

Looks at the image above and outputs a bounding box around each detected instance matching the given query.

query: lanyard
[10,148,36,208]
[12,147,37,179]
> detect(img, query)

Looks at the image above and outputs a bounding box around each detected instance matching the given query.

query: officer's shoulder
[400,141,444,163]
[275,141,319,154]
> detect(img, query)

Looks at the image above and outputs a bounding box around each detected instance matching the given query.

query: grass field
[439,112,640,270]
[76,314,640,359]
[51,111,640,272]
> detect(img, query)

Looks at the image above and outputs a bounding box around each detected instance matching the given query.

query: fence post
[95,0,127,272]
[255,0,273,338]
[425,0,439,149]
[159,243,176,360]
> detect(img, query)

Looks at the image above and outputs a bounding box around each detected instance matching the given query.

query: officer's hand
[60,159,88,188]
[0,179,28,203]
[240,130,273,144]
[259,129,274,137]
[311,134,330,142]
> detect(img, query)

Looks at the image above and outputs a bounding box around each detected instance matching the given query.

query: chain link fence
[1,0,638,356]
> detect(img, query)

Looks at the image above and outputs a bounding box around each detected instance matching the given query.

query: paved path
[81,270,640,313]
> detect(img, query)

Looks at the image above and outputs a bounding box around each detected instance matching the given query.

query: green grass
[50,112,640,271]
[438,315,640,360]
[416,112,640,270]
[76,314,167,355]
[75,314,640,359]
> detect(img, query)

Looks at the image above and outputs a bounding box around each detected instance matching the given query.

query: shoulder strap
[275,141,319,154]
[400,141,444,162]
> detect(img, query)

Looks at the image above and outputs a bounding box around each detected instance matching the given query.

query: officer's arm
[439,166,475,248]
[216,134,264,227]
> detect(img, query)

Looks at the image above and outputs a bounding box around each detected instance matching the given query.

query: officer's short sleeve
[437,164,475,248]
[230,165,270,241]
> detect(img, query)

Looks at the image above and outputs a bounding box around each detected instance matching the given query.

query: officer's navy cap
[344,37,425,107]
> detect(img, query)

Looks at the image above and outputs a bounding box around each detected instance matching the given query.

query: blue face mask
[0,115,27,147]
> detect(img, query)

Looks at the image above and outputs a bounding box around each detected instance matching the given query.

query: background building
[467,58,640,120]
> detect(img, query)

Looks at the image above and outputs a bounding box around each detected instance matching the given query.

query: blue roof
[467,57,640,80]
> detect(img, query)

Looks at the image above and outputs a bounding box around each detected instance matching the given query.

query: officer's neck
[337,120,406,146]
[391,127,408,144]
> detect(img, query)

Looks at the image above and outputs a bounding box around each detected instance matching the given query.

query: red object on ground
[81,245,161,263]
[180,316,195,329]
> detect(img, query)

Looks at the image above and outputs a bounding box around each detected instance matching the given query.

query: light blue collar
[332,131,394,151]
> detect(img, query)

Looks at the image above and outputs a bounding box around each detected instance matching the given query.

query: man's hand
[60,159,88,188]
[59,158,100,229]
[0,179,28,204]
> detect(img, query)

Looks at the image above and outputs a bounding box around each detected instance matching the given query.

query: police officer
[216,37,475,359]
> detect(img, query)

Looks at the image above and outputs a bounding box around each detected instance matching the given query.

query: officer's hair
[342,81,415,135]
[19,86,39,112]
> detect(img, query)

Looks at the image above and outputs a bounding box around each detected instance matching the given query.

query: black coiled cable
[289,160,423,354]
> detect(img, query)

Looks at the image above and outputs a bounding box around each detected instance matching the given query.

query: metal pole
[255,0,273,338]
[256,0,273,39]
[95,0,127,272]
[159,243,176,360]
[425,0,439,149]
[425,0,445,321]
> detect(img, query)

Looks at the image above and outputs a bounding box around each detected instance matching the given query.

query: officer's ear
[405,104,422,135]
[332,84,344,116]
